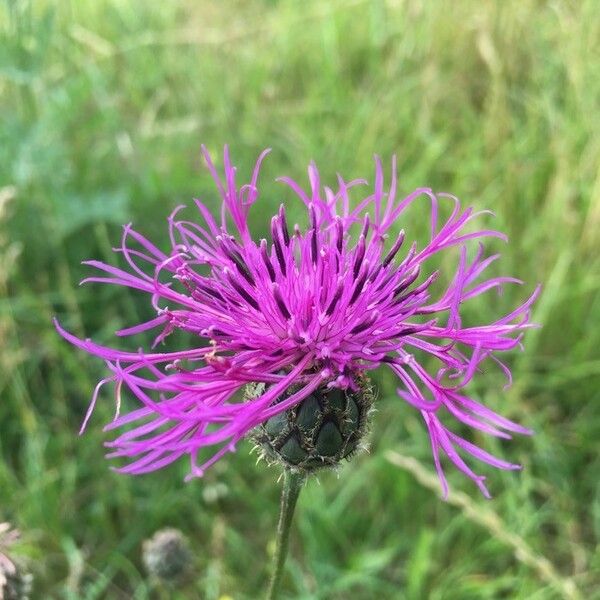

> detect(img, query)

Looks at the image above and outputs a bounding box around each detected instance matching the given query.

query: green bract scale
[248,377,374,473]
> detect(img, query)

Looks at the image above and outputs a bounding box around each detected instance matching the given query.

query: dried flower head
[56,146,538,497]
[0,523,32,600]
[142,528,193,583]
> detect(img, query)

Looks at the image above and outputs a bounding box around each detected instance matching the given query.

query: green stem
[266,469,304,600]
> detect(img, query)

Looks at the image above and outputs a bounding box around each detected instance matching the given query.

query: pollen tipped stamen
[326,279,344,316]
[308,204,319,266]
[398,325,425,336]
[272,283,291,320]
[404,270,440,299]
[353,235,366,279]
[382,229,405,267]
[217,236,255,286]
[349,261,370,305]
[396,241,417,273]
[375,266,399,293]
[230,250,255,286]
[368,264,382,284]
[207,326,227,337]
[260,239,276,282]
[194,283,224,302]
[310,230,318,266]
[350,313,377,334]
[394,266,421,298]
[271,217,287,276]
[360,214,370,240]
[309,203,318,232]
[225,269,260,311]
[335,217,344,254]
[278,204,291,246]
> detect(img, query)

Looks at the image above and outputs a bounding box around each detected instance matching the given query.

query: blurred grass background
[1,0,599,598]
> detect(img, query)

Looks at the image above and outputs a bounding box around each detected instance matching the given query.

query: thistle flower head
[56,146,539,497]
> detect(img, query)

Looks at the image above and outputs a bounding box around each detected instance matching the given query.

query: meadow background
[1,1,599,598]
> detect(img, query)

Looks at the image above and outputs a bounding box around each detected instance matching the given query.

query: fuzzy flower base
[56,146,539,497]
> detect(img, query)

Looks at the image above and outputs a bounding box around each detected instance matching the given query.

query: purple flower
[56,146,539,497]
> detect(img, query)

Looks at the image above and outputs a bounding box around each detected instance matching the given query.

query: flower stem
[266,469,304,600]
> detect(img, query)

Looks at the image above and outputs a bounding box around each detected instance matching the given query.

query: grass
[1,0,599,597]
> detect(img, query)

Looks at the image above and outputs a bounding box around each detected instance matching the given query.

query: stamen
[398,325,423,336]
[271,216,287,276]
[350,261,370,305]
[309,204,319,266]
[350,312,377,334]
[195,283,223,301]
[229,249,255,286]
[394,266,421,298]
[278,205,290,246]
[226,269,259,310]
[260,239,276,282]
[272,283,291,320]
[396,241,417,273]
[360,213,370,240]
[335,217,344,253]
[217,236,255,285]
[375,267,398,292]
[326,279,344,316]
[353,235,366,279]
[409,270,440,297]
[368,264,382,283]
[309,203,318,232]
[382,229,405,267]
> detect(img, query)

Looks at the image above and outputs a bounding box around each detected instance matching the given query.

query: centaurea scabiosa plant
[56,146,538,597]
